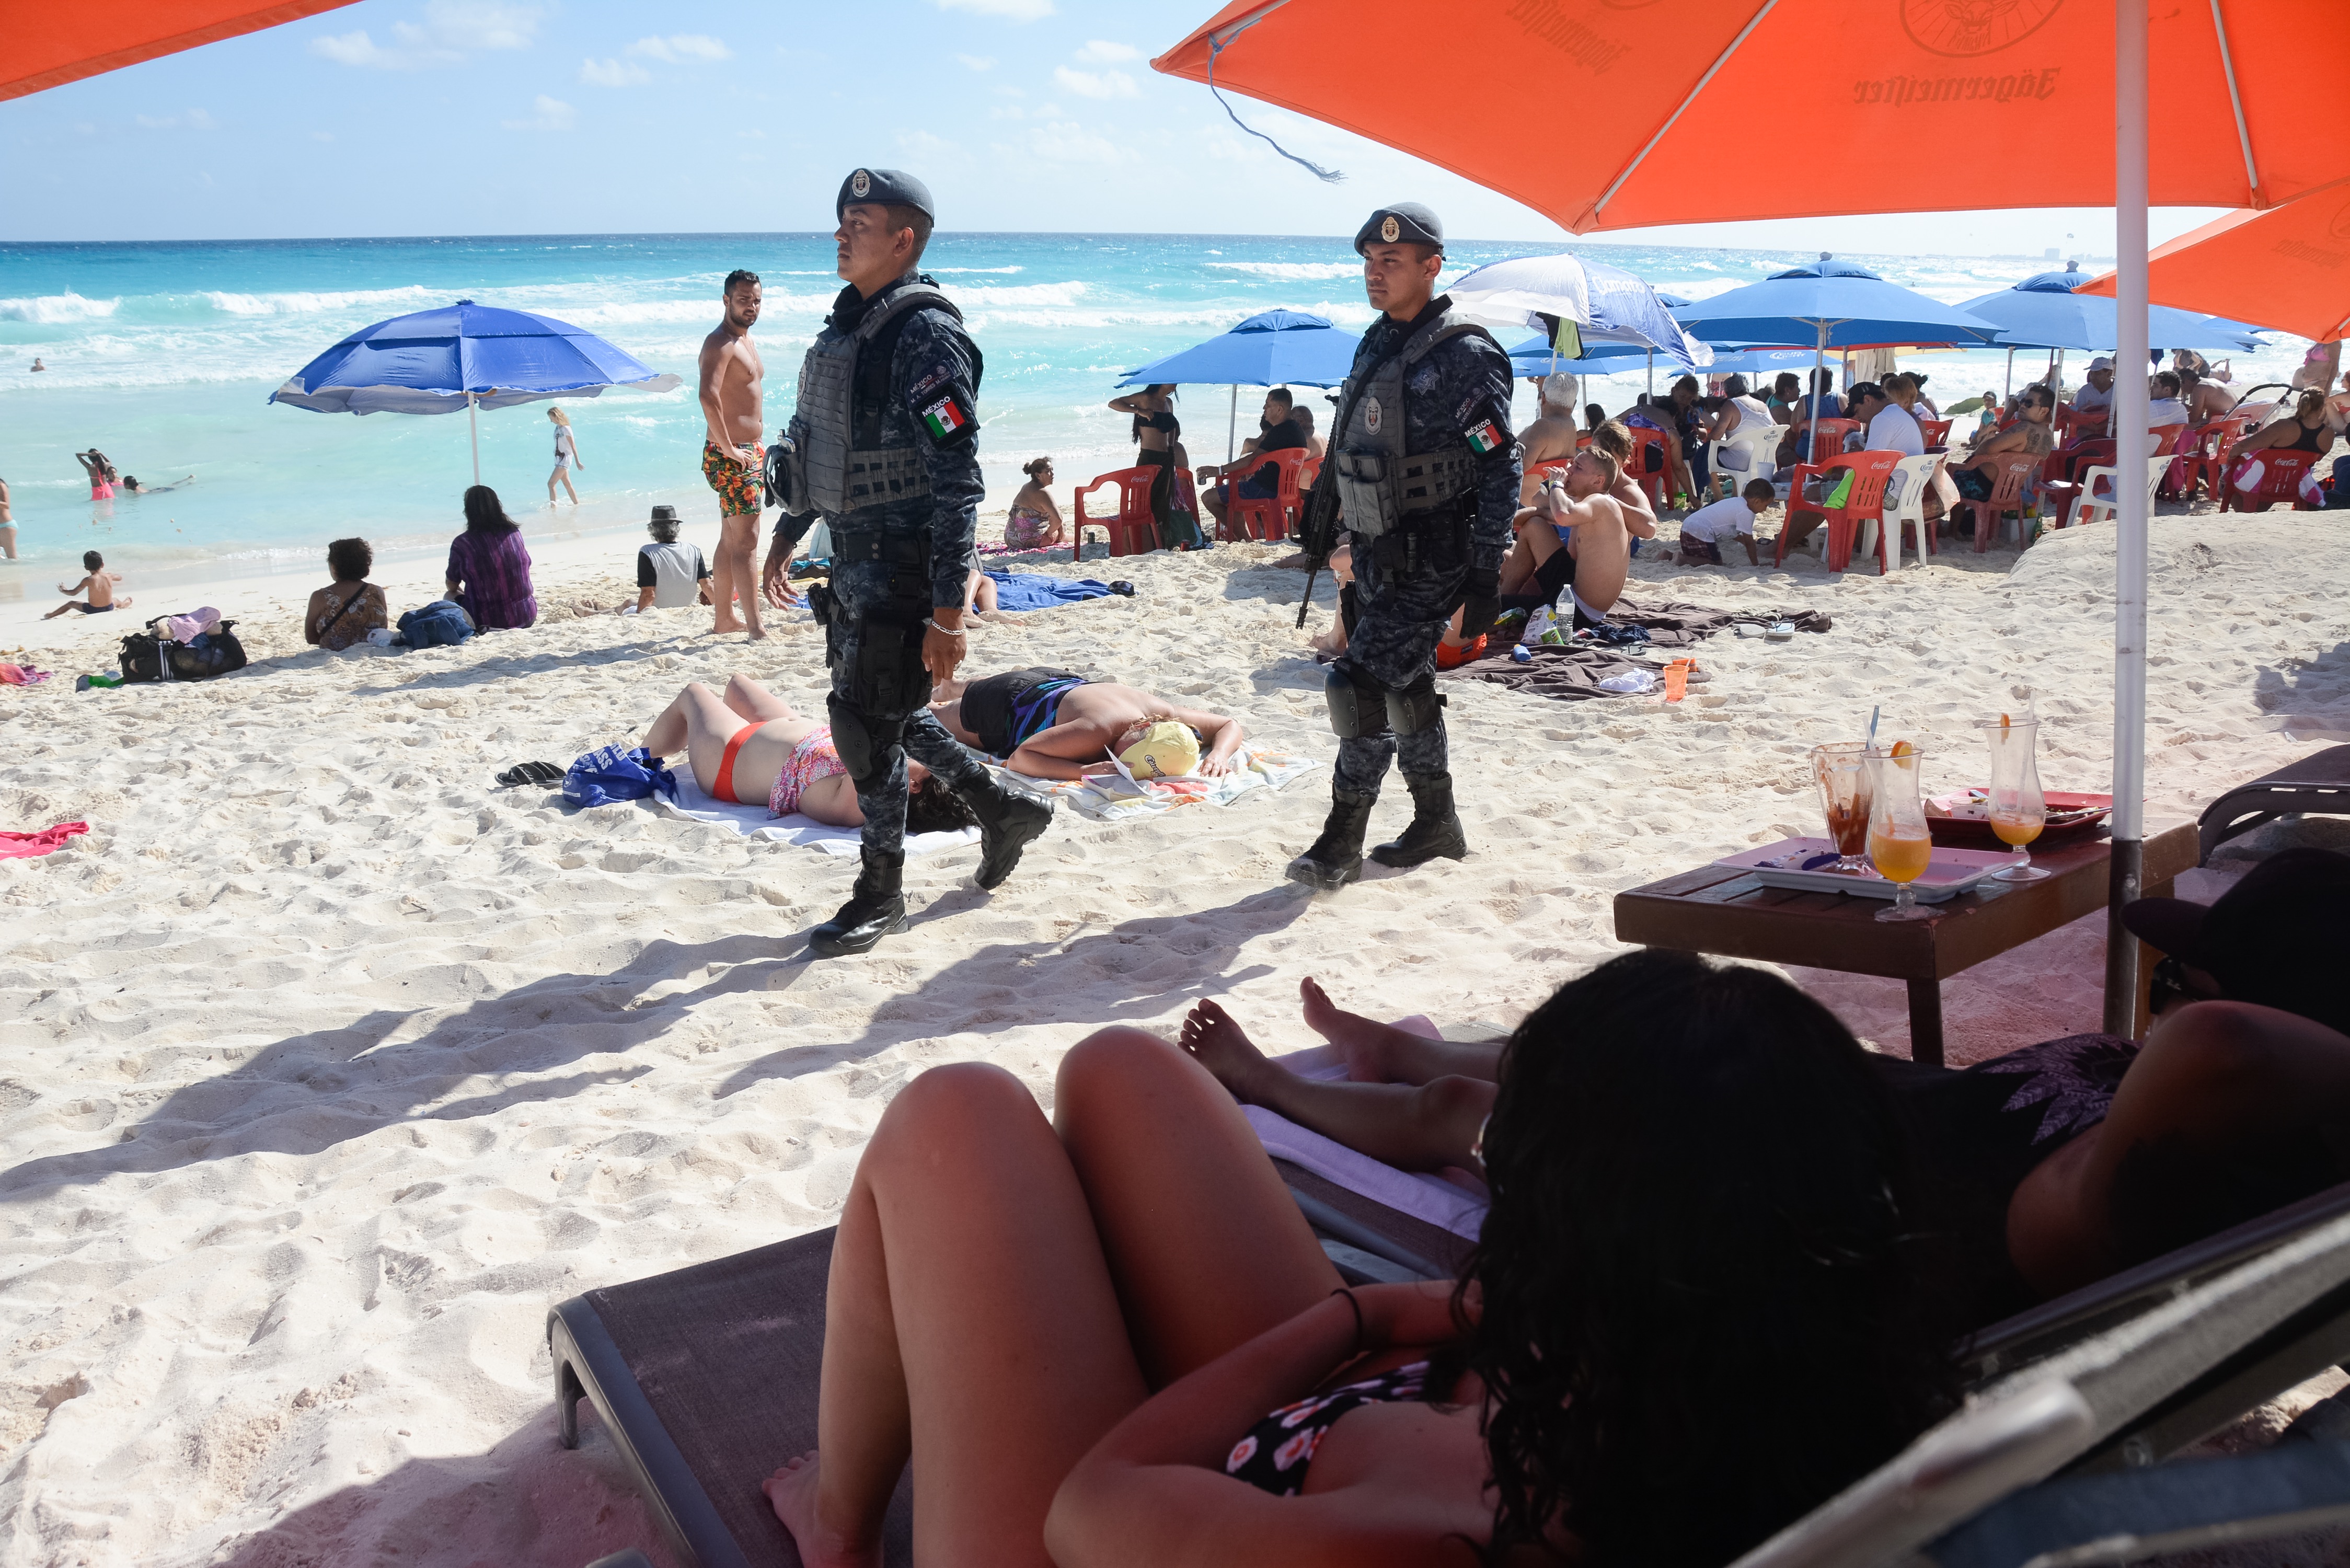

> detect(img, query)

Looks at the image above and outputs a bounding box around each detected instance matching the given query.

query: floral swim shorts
[702,441,764,516]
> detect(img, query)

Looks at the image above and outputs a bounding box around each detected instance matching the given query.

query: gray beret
[1354,202,1443,255]
[837,167,935,223]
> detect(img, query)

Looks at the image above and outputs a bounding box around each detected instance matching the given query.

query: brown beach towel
[1450,597,1830,702]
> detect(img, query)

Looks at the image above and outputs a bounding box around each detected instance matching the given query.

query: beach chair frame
[2197,744,2350,863]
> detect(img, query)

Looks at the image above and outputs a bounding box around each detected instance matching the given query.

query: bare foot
[745,627,771,641]
[1299,976,1390,1083]
[711,617,746,635]
[1179,999,1282,1105]
[761,1451,881,1568]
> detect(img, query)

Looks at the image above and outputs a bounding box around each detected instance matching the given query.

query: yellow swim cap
[1119,721,1201,780]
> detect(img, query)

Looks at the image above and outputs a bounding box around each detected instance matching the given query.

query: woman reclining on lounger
[1180,848,2350,1330]
[641,674,976,833]
[929,667,1247,782]
[762,949,1956,1568]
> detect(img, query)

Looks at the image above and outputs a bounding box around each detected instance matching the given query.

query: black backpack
[118,619,248,683]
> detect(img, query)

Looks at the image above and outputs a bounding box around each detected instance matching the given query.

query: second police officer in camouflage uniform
[763,168,1052,956]
[1288,203,1520,891]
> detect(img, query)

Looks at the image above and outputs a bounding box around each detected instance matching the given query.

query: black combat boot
[1369,771,1469,868]
[1284,788,1377,891]
[959,777,1054,890]
[809,851,907,958]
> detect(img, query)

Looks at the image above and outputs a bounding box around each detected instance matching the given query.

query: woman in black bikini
[2221,388,2335,485]
[1106,383,1205,550]
[761,951,1953,1566]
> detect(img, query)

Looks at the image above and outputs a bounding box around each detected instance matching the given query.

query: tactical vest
[1329,313,1498,540]
[787,283,963,518]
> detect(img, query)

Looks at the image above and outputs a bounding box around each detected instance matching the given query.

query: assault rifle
[1293,469,1343,630]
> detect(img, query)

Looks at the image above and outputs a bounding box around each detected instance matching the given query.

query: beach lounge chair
[1069,466,1164,561]
[2197,744,2350,864]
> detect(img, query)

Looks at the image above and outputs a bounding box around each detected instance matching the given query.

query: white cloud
[1023,121,1120,164]
[1072,40,1139,64]
[502,94,575,132]
[628,33,731,63]
[932,0,1054,19]
[1053,66,1137,100]
[897,129,958,159]
[580,56,650,86]
[310,3,539,68]
[957,53,997,71]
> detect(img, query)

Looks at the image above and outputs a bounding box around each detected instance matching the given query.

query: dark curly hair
[1465,951,1955,1566]
[905,776,978,835]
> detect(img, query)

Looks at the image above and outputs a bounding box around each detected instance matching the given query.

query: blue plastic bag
[563,745,678,809]
[398,600,476,649]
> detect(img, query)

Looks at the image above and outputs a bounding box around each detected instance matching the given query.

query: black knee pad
[1324,665,1390,741]
[1386,676,1446,736]
[827,695,905,786]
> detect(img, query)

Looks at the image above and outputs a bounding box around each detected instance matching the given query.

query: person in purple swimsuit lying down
[639,675,975,833]
[1181,849,2350,1329]
[758,948,1955,1568]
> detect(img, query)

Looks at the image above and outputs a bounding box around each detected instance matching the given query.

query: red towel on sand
[1,823,88,860]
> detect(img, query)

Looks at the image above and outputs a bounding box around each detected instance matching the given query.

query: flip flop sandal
[497,760,564,788]
[1109,581,1135,596]
[1765,621,1796,641]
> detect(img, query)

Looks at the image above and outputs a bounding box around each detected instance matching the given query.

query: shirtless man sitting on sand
[1434,446,1630,663]
[929,667,1247,780]
[698,269,772,640]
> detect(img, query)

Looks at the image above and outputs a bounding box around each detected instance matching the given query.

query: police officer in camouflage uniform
[763,168,1051,956]
[1287,203,1520,891]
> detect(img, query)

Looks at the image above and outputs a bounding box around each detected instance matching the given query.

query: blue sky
[2,0,2222,255]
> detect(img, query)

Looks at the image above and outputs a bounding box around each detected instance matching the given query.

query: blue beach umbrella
[1953,264,2265,407]
[270,299,683,483]
[1674,255,1998,458]
[1118,309,1362,468]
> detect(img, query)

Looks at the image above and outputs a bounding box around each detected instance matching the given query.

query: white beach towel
[1248,1019,1493,1242]
[997,745,1318,822]
[654,769,982,859]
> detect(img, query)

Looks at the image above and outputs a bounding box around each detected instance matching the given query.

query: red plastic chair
[2183,415,2259,502]
[2055,404,2110,445]
[1777,449,1899,573]
[1919,418,1952,450]
[1070,466,1161,561]
[1623,425,1672,505]
[2218,449,2319,513]
[1226,449,1318,542]
[1798,417,1862,464]
[1961,453,2046,550]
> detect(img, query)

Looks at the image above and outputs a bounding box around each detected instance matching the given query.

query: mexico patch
[921,395,972,442]
[1466,418,1507,456]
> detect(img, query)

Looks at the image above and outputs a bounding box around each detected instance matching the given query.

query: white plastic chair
[2072,455,2172,528]
[1861,453,1943,574]
[1707,420,1779,496]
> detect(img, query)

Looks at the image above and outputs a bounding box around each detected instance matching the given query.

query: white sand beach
[5,509,2350,1564]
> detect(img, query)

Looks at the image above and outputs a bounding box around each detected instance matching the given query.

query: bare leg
[639,682,752,795]
[723,673,797,723]
[1179,1000,1494,1175]
[711,510,766,639]
[1299,976,1504,1086]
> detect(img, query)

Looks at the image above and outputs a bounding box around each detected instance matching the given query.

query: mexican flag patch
[1466,418,1506,456]
[921,396,969,440]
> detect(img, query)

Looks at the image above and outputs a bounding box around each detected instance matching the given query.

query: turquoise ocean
[0,232,2312,590]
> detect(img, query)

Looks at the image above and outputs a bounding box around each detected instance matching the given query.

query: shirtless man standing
[699,269,769,639]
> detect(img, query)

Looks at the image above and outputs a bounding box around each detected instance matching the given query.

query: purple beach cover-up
[447,529,537,629]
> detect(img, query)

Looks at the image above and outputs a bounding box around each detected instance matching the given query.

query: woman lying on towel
[640,675,976,832]
[928,666,1247,781]
[762,949,1956,1567]
[1181,848,2350,1331]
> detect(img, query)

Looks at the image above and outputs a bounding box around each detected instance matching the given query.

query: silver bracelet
[924,618,966,637]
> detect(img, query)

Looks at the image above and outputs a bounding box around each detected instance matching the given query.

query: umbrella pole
[2054,348,2066,405]
[2003,348,2015,406]
[1227,385,1238,472]
[468,392,481,486]
[2104,0,2151,1037]
[1806,325,1825,465]
[1645,349,1654,400]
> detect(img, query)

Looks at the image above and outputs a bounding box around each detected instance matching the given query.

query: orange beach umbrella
[2077,177,2350,343]
[1157,1,2348,1035]
[0,0,357,102]
[1151,1,2349,233]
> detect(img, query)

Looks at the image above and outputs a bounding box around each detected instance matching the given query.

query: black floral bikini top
[1225,1360,1432,1496]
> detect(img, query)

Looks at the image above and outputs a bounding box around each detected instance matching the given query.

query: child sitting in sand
[44,551,129,618]
[1676,478,1773,566]
[641,674,977,831]
[929,668,1246,781]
